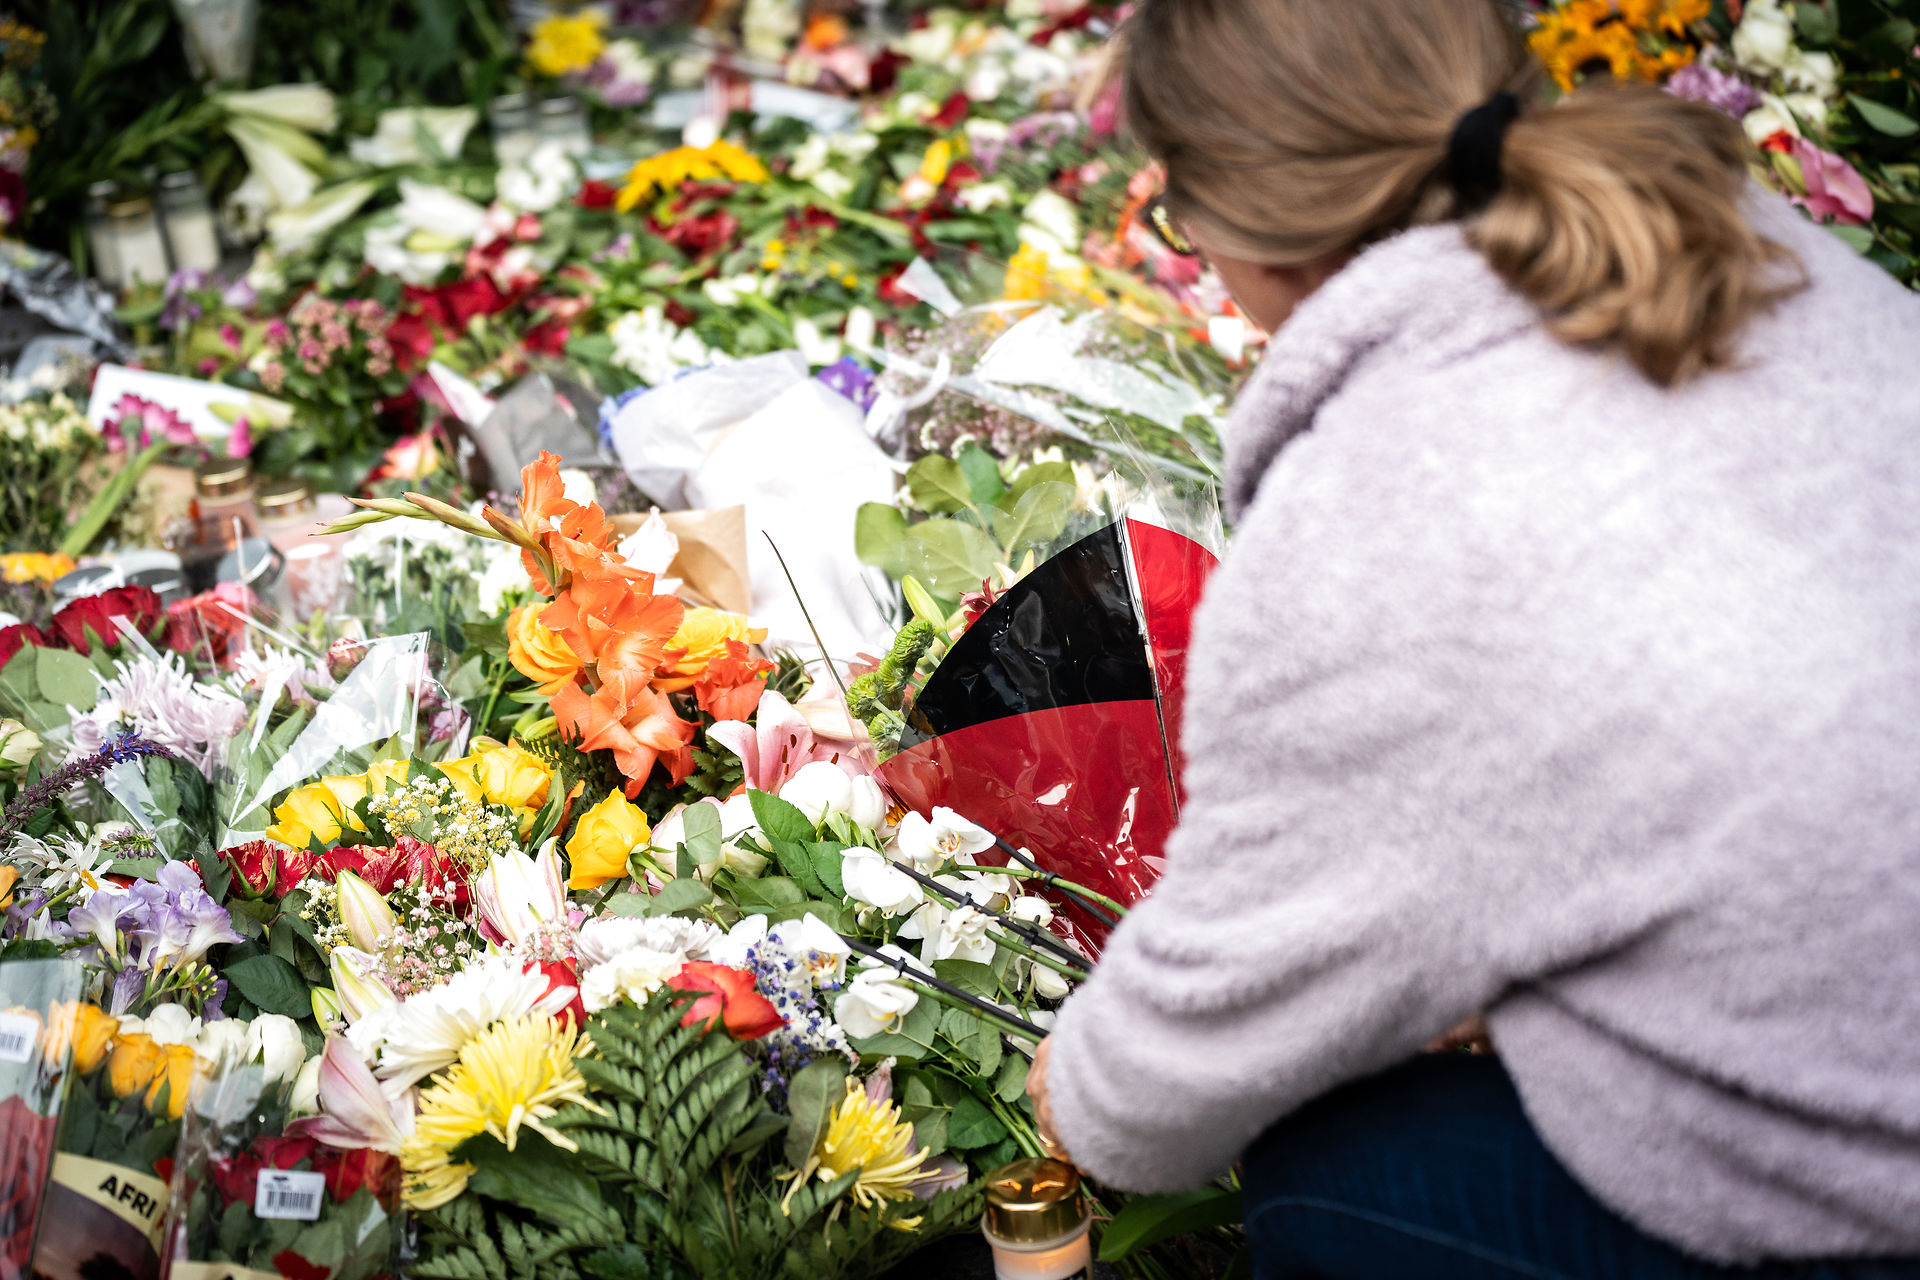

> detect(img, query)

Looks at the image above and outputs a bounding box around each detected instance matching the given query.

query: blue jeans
[1243,1054,1920,1280]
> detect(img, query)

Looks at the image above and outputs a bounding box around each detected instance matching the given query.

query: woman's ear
[1207,252,1349,334]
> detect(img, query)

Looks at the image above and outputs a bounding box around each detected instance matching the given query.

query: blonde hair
[1122,0,1799,385]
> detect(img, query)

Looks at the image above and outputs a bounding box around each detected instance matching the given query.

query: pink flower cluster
[264,294,397,383]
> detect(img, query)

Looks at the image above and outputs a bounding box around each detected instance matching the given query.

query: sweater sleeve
[1043,446,1704,1192]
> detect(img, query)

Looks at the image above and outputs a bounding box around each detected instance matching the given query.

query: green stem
[985,928,1090,983]
[992,866,1129,918]
[988,1092,1043,1159]
[60,441,165,558]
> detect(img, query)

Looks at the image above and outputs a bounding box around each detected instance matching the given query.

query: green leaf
[1007,460,1075,505]
[769,837,825,896]
[940,1006,1002,1076]
[901,518,1003,598]
[783,1057,850,1167]
[731,875,807,913]
[460,619,510,657]
[991,480,1076,557]
[945,1092,1006,1150]
[223,954,312,1018]
[1850,94,1919,137]
[35,646,99,709]
[905,454,973,515]
[932,959,998,1000]
[994,1054,1030,1103]
[682,801,722,871]
[1097,1186,1244,1262]
[854,503,911,577]
[1792,0,1837,44]
[460,1132,610,1227]
[749,788,816,843]
[956,442,1006,505]
[809,842,848,899]
[643,878,714,917]
[1828,222,1876,253]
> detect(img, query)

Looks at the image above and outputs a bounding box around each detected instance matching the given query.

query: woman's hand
[1026,1036,1076,1166]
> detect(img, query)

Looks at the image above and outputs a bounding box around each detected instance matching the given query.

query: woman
[1025,0,1920,1276]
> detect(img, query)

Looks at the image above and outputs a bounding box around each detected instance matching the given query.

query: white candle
[109,198,171,288]
[984,1220,1092,1280]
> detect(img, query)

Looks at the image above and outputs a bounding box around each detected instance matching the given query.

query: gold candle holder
[981,1157,1093,1280]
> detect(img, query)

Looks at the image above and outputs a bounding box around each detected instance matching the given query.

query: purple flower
[222,277,258,309]
[159,268,209,332]
[816,357,878,413]
[1666,62,1761,119]
[131,861,242,968]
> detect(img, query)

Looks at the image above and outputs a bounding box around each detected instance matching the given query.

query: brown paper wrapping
[612,507,751,616]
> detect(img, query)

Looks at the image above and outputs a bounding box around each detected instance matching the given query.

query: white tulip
[845,776,889,831]
[779,760,856,826]
[288,1052,323,1116]
[247,1014,308,1084]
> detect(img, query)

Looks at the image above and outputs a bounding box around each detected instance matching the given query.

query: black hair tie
[1446,90,1520,211]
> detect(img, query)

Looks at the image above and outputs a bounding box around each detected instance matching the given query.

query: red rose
[164,583,257,668]
[929,91,971,131]
[0,622,45,669]
[438,277,510,328]
[523,318,571,358]
[51,586,163,655]
[575,179,618,210]
[311,846,373,883]
[667,963,784,1041]
[221,841,314,899]
[536,959,587,1028]
[254,1133,319,1169]
[271,1249,332,1280]
[384,311,439,372]
[210,1152,261,1206]
[312,1146,399,1208]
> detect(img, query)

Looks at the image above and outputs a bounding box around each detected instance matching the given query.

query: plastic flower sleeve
[30,994,183,1280]
[0,956,87,1280]
[163,1061,402,1280]
[220,631,444,841]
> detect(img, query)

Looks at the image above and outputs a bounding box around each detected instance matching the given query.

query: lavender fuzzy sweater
[1045,193,1920,1263]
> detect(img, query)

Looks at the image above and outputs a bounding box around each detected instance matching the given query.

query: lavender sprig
[0,733,175,851]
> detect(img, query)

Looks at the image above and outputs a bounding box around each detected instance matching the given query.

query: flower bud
[328,949,395,1021]
[311,985,343,1027]
[335,869,397,952]
[0,718,40,770]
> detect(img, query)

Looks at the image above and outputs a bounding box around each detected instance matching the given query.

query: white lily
[348,106,478,168]
[227,114,329,210]
[265,177,380,255]
[217,83,339,134]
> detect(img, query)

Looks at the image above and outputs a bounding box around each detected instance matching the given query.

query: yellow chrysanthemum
[615,140,769,213]
[527,12,606,78]
[784,1078,931,1218]
[0,552,75,584]
[400,1015,600,1209]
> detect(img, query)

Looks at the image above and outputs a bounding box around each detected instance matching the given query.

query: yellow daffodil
[564,791,652,889]
[508,603,585,695]
[615,140,769,213]
[526,11,606,78]
[400,1015,599,1209]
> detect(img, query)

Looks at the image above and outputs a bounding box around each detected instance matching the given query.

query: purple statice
[0,734,175,850]
[1666,61,1762,119]
[816,356,879,414]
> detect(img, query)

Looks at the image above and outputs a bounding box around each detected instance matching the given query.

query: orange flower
[552,672,697,796]
[695,639,775,723]
[540,573,684,686]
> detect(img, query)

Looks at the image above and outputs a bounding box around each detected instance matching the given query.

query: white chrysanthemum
[346,954,574,1091]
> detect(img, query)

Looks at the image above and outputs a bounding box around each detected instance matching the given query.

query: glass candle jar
[489,92,540,166]
[256,477,351,619]
[106,196,171,289]
[981,1159,1093,1280]
[176,457,260,593]
[537,95,593,159]
[84,181,123,288]
[158,170,222,274]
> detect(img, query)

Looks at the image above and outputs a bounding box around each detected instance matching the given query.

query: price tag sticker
[0,1012,37,1063]
[254,1170,326,1221]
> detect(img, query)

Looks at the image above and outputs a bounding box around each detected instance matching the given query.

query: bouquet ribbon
[48,1152,171,1250]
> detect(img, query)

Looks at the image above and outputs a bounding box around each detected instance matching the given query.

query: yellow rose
[107,1032,167,1100]
[0,864,16,911]
[436,742,554,812]
[654,608,768,692]
[565,791,652,890]
[42,1002,118,1075]
[508,604,585,696]
[265,774,367,849]
[365,759,412,794]
[144,1042,198,1118]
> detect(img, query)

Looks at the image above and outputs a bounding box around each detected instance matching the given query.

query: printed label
[0,1011,37,1062]
[50,1152,172,1250]
[254,1169,326,1221]
[170,1262,284,1280]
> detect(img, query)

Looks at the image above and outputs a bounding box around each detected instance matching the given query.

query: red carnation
[576,179,618,210]
[667,962,785,1041]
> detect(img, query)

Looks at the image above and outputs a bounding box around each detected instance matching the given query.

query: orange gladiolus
[552,672,697,797]
[695,639,776,723]
[540,574,684,685]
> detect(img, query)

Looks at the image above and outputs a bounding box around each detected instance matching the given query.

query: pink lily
[1789,137,1873,227]
[473,840,568,948]
[286,1036,413,1152]
[707,689,859,793]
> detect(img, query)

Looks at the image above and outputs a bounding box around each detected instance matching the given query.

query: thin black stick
[987,834,1123,929]
[838,934,1048,1041]
[763,533,853,707]
[886,860,1091,968]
